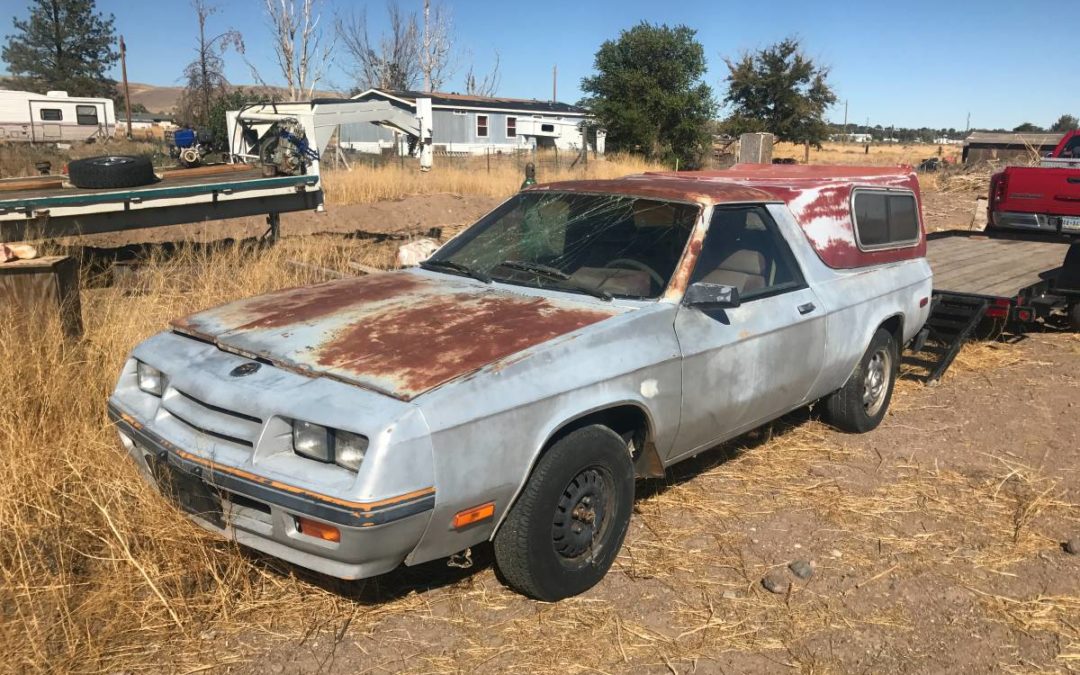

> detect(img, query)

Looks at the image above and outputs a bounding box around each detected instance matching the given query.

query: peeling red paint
[573,165,926,271]
[315,293,615,399]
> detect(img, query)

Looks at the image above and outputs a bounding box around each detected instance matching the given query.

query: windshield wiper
[419,259,491,284]
[495,260,612,301]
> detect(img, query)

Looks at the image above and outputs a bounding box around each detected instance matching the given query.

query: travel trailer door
[29,100,64,141]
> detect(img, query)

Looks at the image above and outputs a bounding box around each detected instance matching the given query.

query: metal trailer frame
[0,98,433,244]
[916,233,1080,381]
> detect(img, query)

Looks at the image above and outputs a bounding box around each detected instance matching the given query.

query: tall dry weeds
[0,238,402,673]
[321,152,663,204]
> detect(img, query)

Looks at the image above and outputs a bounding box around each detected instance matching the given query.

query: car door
[670,204,827,458]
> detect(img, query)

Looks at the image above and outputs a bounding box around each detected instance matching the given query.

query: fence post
[486,147,491,173]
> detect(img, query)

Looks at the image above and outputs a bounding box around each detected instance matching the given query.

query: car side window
[690,206,807,301]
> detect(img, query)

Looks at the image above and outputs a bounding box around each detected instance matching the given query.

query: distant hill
[127,82,345,113]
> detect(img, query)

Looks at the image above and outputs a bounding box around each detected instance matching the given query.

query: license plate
[151,458,223,525]
[1063,216,1080,231]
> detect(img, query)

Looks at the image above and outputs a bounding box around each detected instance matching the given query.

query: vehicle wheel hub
[862,348,891,416]
[553,468,608,560]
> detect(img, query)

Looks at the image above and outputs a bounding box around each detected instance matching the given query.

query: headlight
[292,420,332,462]
[291,420,368,472]
[136,361,166,396]
[334,430,368,471]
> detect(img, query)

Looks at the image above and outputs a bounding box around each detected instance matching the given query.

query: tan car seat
[700,249,767,293]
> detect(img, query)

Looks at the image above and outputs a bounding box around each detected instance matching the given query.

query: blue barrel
[173,128,197,148]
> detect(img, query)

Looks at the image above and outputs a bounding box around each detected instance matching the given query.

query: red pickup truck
[987,130,1080,236]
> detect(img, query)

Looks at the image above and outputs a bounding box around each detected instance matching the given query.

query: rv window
[476,114,488,138]
[541,123,555,133]
[39,108,62,121]
[506,116,517,138]
[76,105,99,126]
[852,190,920,250]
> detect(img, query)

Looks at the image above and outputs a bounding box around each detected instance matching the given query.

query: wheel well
[879,314,903,346]
[545,405,662,478]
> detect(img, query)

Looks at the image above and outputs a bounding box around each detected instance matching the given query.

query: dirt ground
[221,332,1079,674]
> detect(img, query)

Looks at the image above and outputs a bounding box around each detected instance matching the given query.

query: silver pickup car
[109,165,933,601]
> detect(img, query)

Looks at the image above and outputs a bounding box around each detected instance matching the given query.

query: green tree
[721,38,836,154]
[2,0,119,98]
[580,22,716,168]
[207,87,272,151]
[1050,114,1078,133]
[1012,122,1044,133]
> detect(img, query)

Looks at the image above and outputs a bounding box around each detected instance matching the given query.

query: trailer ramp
[910,293,989,382]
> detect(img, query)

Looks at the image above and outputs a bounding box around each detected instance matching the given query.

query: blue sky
[0,0,1070,130]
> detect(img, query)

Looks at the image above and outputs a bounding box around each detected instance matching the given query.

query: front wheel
[822,328,898,433]
[493,425,634,601]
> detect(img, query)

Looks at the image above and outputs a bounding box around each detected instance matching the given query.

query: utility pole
[842,100,848,142]
[552,65,557,103]
[120,35,132,140]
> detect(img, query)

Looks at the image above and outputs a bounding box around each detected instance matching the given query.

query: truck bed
[927,232,1070,298]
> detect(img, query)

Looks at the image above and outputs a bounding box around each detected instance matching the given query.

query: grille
[161,389,263,448]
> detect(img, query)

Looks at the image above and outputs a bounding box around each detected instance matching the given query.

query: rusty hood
[171,271,626,401]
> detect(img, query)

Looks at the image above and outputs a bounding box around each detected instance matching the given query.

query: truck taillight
[989,172,1008,205]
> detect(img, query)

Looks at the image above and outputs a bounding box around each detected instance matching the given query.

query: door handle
[798,302,816,315]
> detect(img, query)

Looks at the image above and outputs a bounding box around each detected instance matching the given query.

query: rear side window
[852,190,920,250]
[39,108,62,121]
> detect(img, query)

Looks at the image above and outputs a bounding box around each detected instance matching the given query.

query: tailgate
[999,167,1080,216]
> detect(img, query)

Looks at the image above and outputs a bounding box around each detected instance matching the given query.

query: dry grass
[772,141,962,167]
[1,233,1077,672]
[321,152,664,204]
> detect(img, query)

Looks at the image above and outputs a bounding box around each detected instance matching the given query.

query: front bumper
[109,403,435,580]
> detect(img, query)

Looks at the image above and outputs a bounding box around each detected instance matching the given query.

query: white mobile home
[0,89,115,143]
[342,89,604,156]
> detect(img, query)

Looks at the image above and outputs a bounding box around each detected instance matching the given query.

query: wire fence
[325,146,599,174]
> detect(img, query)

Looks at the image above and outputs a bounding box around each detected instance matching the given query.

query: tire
[822,328,899,433]
[1068,304,1080,332]
[68,155,156,189]
[493,425,634,601]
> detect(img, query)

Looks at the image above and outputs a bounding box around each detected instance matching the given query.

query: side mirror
[683,282,741,309]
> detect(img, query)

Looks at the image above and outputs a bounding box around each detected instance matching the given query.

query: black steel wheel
[68,155,157,189]
[494,425,634,601]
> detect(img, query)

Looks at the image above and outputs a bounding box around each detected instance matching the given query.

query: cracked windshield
[426,192,701,299]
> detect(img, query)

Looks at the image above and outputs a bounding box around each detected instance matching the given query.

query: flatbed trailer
[0,167,320,243]
[916,231,1080,380]
[0,96,434,244]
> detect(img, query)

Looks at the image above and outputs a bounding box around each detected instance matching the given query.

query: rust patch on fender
[315,293,616,399]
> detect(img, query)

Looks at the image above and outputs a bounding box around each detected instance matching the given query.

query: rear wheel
[822,328,898,433]
[493,425,634,601]
[1068,303,1080,332]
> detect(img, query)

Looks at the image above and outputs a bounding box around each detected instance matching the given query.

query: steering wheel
[604,258,665,288]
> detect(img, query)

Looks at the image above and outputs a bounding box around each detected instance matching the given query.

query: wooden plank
[0,177,65,192]
[929,236,1069,297]
[159,163,255,180]
[0,255,82,337]
[933,248,1060,288]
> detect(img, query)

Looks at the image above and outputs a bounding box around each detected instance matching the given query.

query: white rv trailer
[0,89,115,143]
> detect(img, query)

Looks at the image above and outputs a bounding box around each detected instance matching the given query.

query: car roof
[530,164,917,206]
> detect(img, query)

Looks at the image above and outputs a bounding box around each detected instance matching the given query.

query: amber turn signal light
[296,516,340,542]
[453,502,495,529]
